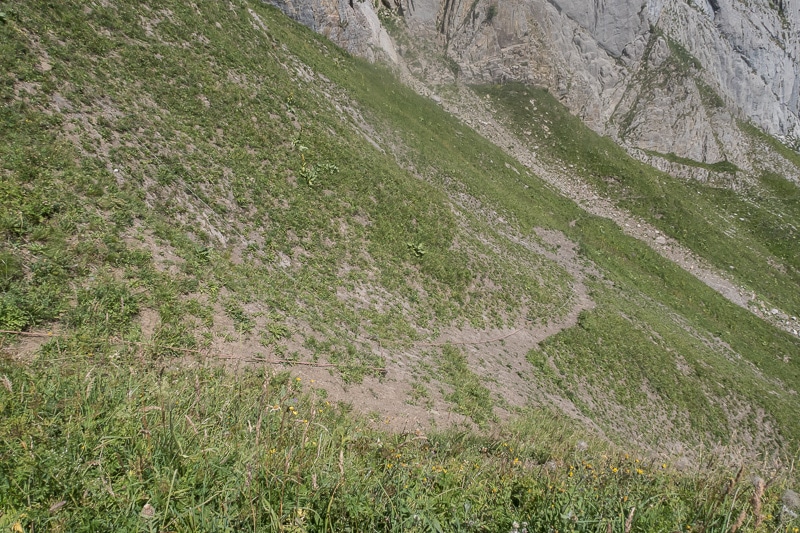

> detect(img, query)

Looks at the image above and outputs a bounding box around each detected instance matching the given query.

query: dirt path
[410,225,605,432]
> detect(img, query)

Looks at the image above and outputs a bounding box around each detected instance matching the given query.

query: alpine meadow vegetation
[1,0,799,530]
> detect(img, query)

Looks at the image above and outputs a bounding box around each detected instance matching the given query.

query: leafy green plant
[0,298,29,331]
[224,299,254,334]
[299,162,338,187]
[407,241,427,258]
[317,162,339,175]
[299,164,319,186]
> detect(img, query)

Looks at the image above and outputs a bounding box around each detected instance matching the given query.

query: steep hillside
[2,0,800,529]
[2,0,800,451]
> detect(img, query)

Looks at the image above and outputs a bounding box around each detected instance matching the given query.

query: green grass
[0,0,575,381]
[740,120,800,169]
[643,149,739,173]
[436,344,496,426]
[0,0,797,441]
[1,0,800,527]
[474,83,800,318]
[1,351,797,531]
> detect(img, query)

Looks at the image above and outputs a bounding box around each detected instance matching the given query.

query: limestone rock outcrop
[266,0,800,165]
[266,0,398,63]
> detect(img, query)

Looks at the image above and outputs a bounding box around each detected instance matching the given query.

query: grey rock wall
[266,0,800,163]
[265,0,398,63]
[549,0,649,58]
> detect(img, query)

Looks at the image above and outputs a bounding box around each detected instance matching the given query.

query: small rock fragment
[783,489,800,510]
[141,503,156,519]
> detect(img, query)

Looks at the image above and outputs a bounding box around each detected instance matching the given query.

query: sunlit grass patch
[0,352,797,531]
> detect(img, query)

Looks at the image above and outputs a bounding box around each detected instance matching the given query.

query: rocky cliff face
[266,0,800,166]
[266,0,398,62]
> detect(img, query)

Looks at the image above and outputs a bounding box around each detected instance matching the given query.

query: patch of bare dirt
[122,224,185,274]
[0,329,60,362]
[403,225,597,428]
[138,308,160,340]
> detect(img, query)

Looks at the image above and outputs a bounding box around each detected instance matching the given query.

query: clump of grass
[224,299,255,334]
[436,343,496,425]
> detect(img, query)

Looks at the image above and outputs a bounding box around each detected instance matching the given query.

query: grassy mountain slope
[474,83,800,321]
[1,0,800,529]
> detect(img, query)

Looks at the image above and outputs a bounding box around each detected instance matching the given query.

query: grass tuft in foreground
[1,347,798,531]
